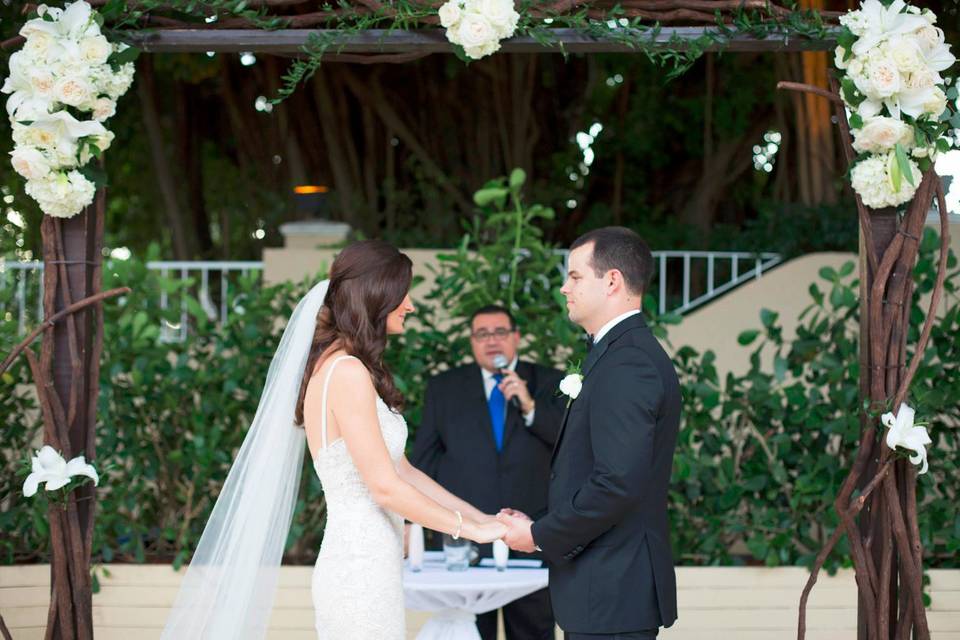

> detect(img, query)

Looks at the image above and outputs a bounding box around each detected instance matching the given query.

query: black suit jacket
[411,360,565,554]
[531,314,681,633]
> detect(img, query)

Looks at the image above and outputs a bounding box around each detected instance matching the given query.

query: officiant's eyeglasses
[471,328,514,341]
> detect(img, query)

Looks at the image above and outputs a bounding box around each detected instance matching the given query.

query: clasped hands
[465,509,536,552]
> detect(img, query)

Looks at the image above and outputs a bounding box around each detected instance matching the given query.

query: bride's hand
[463,519,507,544]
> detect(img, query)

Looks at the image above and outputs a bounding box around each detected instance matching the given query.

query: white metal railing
[2,251,781,337]
[556,250,782,316]
[147,261,263,342]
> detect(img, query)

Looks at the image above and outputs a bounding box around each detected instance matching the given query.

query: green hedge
[3,189,958,570]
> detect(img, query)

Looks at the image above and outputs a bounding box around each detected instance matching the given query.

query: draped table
[403,551,549,640]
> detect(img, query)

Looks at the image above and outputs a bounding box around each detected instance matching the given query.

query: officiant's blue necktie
[488,374,506,452]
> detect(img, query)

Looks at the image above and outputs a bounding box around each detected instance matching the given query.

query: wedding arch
[1,2,953,639]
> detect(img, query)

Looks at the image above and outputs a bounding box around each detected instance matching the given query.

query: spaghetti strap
[320,355,357,450]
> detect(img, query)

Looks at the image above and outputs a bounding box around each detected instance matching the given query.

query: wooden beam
[123,27,838,54]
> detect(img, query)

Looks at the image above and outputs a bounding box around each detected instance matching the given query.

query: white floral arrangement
[2,1,137,219]
[835,0,956,209]
[558,360,583,407]
[882,403,932,474]
[439,0,520,61]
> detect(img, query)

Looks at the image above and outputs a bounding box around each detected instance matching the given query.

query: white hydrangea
[850,152,920,208]
[25,170,96,218]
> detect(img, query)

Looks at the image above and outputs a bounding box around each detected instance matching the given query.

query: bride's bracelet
[452,510,463,540]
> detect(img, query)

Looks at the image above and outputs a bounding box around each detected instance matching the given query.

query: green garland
[81,0,832,101]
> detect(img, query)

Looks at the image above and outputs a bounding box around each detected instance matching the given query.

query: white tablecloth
[404,551,549,640]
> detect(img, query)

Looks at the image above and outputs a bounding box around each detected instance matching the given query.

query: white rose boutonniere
[558,361,583,407]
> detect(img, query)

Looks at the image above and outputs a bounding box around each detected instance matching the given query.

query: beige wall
[3,564,960,639]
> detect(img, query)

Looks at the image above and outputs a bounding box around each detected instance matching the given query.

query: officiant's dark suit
[411,305,565,640]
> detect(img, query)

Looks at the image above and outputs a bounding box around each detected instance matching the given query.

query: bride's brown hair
[294,240,413,425]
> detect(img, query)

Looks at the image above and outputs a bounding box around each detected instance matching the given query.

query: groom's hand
[496,513,536,553]
[498,508,531,522]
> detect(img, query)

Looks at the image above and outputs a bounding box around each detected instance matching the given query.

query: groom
[498,227,680,640]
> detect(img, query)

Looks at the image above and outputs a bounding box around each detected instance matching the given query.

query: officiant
[411,304,565,640]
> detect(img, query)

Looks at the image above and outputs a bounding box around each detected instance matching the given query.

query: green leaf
[889,151,903,193]
[760,308,779,328]
[818,266,837,281]
[838,261,855,278]
[108,46,141,67]
[738,329,761,346]
[895,143,916,187]
[473,188,508,207]
[509,168,526,189]
[848,112,863,129]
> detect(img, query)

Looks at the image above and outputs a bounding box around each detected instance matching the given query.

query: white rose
[851,117,914,154]
[79,36,112,65]
[559,373,583,400]
[474,0,518,38]
[55,75,95,108]
[887,37,924,74]
[850,152,919,209]
[24,32,56,62]
[92,97,116,122]
[28,69,57,99]
[10,146,52,180]
[464,40,500,60]
[453,12,497,50]
[438,0,463,29]
[866,57,901,98]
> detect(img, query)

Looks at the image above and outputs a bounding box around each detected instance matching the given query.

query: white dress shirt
[481,356,536,426]
[591,309,641,345]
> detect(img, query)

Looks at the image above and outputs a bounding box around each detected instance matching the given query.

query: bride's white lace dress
[310,355,408,639]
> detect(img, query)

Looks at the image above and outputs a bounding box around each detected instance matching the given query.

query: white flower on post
[848,0,927,58]
[559,374,583,401]
[23,445,99,497]
[882,403,932,474]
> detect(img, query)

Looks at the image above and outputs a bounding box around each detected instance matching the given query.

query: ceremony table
[404,551,549,640]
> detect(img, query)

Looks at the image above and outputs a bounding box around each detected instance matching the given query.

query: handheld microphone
[492,354,522,410]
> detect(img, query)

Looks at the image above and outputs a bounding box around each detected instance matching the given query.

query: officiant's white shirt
[592,309,641,345]
[481,356,535,426]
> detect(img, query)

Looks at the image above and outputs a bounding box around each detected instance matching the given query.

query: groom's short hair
[571,227,654,296]
[469,304,517,330]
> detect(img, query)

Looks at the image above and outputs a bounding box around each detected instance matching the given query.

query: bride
[162,240,506,639]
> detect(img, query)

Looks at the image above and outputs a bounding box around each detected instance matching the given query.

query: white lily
[850,0,928,58]
[23,445,99,497]
[882,403,932,474]
[20,2,100,42]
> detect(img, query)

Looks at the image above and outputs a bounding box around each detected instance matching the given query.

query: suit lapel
[549,313,648,464]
